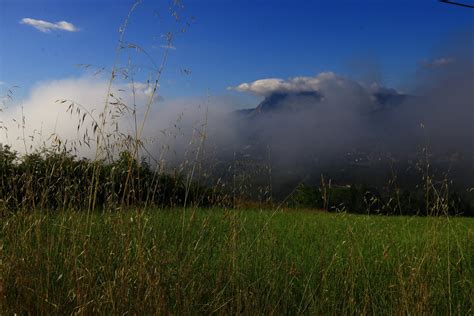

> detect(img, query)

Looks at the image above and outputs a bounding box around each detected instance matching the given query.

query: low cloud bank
[1,41,473,188]
[0,77,236,162]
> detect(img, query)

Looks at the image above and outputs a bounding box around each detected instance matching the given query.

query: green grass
[2,208,473,314]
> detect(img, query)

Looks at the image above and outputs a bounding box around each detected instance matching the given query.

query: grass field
[2,208,473,314]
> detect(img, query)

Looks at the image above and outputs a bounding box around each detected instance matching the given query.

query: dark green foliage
[1,145,471,215]
[0,146,226,212]
[291,182,473,216]
[291,184,323,208]
[291,184,369,213]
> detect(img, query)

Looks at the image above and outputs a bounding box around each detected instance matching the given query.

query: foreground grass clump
[1,209,473,314]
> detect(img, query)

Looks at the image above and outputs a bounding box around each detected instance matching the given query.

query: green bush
[0,146,227,212]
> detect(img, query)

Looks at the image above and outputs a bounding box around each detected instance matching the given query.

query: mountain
[223,88,472,201]
[236,91,322,118]
[372,91,409,111]
[236,89,407,118]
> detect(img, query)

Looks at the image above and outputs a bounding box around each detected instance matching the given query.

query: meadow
[2,208,473,314]
[1,1,473,314]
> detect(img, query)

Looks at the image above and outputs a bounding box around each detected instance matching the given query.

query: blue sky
[0,0,473,101]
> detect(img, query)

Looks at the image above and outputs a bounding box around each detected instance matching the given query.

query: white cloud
[229,72,362,97]
[129,82,161,97]
[20,18,78,33]
[0,77,221,160]
[432,57,455,66]
[0,77,164,155]
[230,78,285,96]
[160,45,176,50]
[424,57,455,68]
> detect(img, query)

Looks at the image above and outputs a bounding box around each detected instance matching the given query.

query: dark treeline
[0,145,227,212]
[1,144,473,216]
[290,182,474,217]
